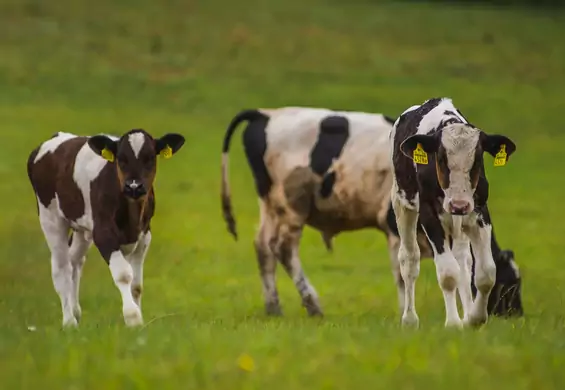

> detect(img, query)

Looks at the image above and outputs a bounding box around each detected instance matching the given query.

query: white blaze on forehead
[128,132,146,158]
[440,124,480,171]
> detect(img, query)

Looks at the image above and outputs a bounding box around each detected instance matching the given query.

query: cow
[390,97,517,329]
[220,106,522,320]
[27,129,185,328]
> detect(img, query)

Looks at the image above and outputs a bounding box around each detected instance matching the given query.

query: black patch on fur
[392,98,443,206]
[242,115,272,198]
[310,115,350,176]
[419,202,446,254]
[386,201,399,236]
[320,171,336,198]
[383,115,396,125]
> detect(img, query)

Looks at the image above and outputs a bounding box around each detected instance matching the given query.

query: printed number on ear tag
[413,143,428,165]
[160,145,173,159]
[494,144,507,167]
[101,147,114,162]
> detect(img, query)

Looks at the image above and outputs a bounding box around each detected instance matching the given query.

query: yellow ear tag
[160,145,173,159]
[101,147,114,162]
[494,144,507,167]
[413,143,428,165]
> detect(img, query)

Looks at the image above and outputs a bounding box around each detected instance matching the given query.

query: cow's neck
[117,194,149,243]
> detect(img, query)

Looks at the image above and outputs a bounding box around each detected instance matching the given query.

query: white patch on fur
[128,132,146,158]
[71,143,110,232]
[34,132,77,163]
[414,98,469,135]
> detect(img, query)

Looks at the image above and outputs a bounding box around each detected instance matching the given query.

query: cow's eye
[119,155,129,166]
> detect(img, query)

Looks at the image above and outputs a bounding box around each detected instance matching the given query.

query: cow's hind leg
[276,223,322,316]
[68,231,91,323]
[387,234,405,314]
[255,200,282,316]
[39,202,76,328]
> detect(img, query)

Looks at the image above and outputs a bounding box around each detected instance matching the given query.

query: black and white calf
[391,97,517,328]
[221,106,522,319]
[27,129,185,327]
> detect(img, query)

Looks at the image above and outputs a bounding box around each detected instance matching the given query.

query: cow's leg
[130,231,151,308]
[255,200,282,316]
[277,224,322,316]
[392,197,420,328]
[387,234,405,314]
[39,203,76,328]
[451,236,474,322]
[93,228,142,327]
[466,217,496,327]
[68,231,91,323]
[420,210,462,328]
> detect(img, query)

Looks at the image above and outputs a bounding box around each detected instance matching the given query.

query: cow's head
[400,124,516,215]
[88,129,185,199]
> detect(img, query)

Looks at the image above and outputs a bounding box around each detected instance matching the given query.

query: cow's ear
[400,134,439,164]
[88,135,118,162]
[155,133,185,159]
[481,133,516,163]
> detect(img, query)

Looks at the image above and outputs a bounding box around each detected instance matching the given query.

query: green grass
[1,0,565,388]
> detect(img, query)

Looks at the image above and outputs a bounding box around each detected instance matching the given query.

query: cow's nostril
[449,200,471,215]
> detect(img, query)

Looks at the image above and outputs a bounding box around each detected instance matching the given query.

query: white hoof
[445,318,464,329]
[401,312,419,328]
[62,317,78,329]
[123,307,143,327]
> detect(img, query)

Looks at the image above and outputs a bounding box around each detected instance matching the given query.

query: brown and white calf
[27,129,185,327]
[220,107,522,319]
[391,97,517,328]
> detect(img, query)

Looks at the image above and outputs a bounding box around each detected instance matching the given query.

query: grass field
[1,0,565,388]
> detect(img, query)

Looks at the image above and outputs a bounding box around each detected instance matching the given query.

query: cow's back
[28,132,108,231]
[259,107,394,232]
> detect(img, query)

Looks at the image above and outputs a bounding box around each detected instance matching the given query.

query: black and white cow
[221,106,522,319]
[391,97,517,328]
[27,130,185,327]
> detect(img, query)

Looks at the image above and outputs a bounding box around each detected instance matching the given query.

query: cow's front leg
[94,228,142,327]
[130,231,151,308]
[392,197,421,328]
[420,207,462,328]
[466,214,496,327]
[451,236,474,322]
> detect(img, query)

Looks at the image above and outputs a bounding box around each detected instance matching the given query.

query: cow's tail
[221,109,266,240]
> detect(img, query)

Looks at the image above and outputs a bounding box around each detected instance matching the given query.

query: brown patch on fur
[417,233,434,258]
[117,272,132,285]
[28,137,88,221]
[132,285,142,300]
[282,167,318,218]
[116,164,127,190]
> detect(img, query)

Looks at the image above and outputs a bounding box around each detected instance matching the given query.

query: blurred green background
[1,0,565,388]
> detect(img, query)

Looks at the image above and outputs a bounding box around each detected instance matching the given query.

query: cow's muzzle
[124,179,147,199]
